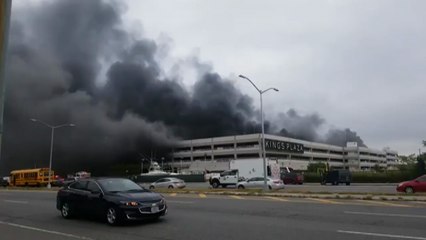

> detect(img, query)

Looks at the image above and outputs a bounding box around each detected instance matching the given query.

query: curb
[155,190,426,202]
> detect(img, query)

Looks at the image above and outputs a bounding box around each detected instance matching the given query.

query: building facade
[172,134,400,171]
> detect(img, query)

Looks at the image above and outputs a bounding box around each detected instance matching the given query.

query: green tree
[307,162,327,173]
[416,154,426,176]
[373,164,385,173]
[399,154,417,165]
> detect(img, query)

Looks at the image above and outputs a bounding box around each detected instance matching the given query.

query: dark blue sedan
[56,178,167,225]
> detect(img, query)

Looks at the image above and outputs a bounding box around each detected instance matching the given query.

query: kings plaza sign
[265,140,304,153]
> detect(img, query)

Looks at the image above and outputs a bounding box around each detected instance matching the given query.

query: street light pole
[31,118,75,188]
[239,75,279,191]
[48,127,54,188]
[259,91,268,189]
[161,157,164,169]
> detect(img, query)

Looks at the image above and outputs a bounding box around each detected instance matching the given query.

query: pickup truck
[209,170,240,188]
[281,167,304,185]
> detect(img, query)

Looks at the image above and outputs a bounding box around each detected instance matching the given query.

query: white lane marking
[264,196,289,202]
[307,198,342,204]
[337,230,426,240]
[230,196,244,200]
[3,200,28,204]
[355,200,411,208]
[0,221,94,240]
[167,200,194,204]
[345,211,426,219]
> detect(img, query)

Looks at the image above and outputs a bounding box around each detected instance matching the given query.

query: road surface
[0,190,425,240]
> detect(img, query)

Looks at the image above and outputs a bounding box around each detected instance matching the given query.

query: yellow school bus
[9,168,54,187]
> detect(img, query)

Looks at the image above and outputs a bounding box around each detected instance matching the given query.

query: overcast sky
[11,0,425,155]
[116,0,425,155]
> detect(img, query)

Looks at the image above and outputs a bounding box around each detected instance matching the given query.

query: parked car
[149,178,186,189]
[321,170,352,185]
[56,178,167,225]
[52,176,65,187]
[237,177,284,190]
[0,177,9,187]
[396,174,426,194]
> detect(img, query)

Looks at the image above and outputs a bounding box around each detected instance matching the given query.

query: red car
[396,174,426,193]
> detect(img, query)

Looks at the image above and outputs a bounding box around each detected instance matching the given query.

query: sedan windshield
[98,179,144,193]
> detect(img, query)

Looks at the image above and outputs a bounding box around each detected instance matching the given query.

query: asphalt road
[140,182,399,194]
[1,190,426,240]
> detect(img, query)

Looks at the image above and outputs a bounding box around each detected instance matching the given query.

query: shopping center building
[171,134,401,171]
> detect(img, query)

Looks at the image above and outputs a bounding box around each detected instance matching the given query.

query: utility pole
[0,0,12,171]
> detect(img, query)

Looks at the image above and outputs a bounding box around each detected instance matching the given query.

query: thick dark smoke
[1,0,366,175]
[275,109,325,141]
[273,109,366,147]
[324,128,367,147]
[2,0,176,175]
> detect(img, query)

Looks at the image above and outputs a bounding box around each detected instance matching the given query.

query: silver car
[149,178,186,189]
[237,177,284,190]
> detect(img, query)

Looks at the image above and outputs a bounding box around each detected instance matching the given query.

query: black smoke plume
[274,109,325,141]
[273,109,366,147]
[324,128,367,147]
[1,0,366,175]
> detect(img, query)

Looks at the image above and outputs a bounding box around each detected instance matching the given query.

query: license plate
[151,206,159,213]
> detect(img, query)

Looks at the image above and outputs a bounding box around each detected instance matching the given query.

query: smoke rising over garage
[1,0,365,174]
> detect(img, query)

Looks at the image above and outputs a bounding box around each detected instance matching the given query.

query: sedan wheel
[61,202,72,219]
[405,187,414,194]
[106,207,121,225]
[237,185,245,189]
[149,185,155,190]
[168,185,174,189]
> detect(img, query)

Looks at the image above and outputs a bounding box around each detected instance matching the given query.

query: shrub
[351,171,414,183]
[303,170,417,183]
[307,162,327,173]
[303,172,322,182]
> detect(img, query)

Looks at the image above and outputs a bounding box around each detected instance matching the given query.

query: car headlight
[120,201,139,206]
[398,183,403,187]
[160,198,166,204]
